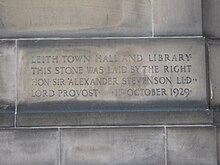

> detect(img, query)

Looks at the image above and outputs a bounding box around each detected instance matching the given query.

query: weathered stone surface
[0,0,151,37]
[167,127,217,165]
[154,0,202,36]
[208,40,220,108]
[61,127,164,165]
[217,127,220,164]
[0,40,16,112]
[17,110,213,126]
[0,129,58,165]
[0,113,14,127]
[203,0,220,38]
[214,111,220,124]
[17,38,207,112]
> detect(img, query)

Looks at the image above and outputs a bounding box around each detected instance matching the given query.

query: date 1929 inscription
[18,39,206,108]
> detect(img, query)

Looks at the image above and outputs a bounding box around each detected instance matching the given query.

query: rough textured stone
[0,0,151,37]
[0,40,16,112]
[208,40,220,108]
[17,38,207,112]
[17,110,213,127]
[203,0,220,38]
[154,0,202,36]
[0,129,58,165]
[167,127,217,165]
[61,127,164,165]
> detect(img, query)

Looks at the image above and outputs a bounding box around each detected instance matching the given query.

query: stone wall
[0,0,219,164]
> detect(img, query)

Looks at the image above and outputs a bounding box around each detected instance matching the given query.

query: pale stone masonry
[0,0,152,37]
[153,0,202,36]
[0,0,202,37]
[203,0,220,38]
[0,1,220,165]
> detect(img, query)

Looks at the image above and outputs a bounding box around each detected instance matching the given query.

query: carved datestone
[17,38,207,112]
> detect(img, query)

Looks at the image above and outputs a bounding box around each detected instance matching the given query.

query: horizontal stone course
[0,126,218,165]
[61,127,165,165]
[0,0,152,37]
[0,38,212,126]
[17,110,213,126]
[0,0,204,37]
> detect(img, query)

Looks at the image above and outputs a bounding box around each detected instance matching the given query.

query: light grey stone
[208,40,220,108]
[0,0,151,37]
[167,127,217,165]
[0,40,16,112]
[154,0,202,36]
[203,0,220,38]
[17,38,207,112]
[61,127,165,165]
[17,110,213,126]
[0,129,58,165]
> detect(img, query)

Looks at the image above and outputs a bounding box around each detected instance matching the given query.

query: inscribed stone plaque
[0,40,16,112]
[17,38,207,112]
[208,40,220,108]
[0,0,151,37]
[61,128,164,165]
[154,0,202,36]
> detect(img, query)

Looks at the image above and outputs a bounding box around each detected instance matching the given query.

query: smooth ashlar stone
[0,129,58,165]
[153,0,202,36]
[203,0,220,38]
[0,0,151,37]
[167,127,217,165]
[61,128,165,165]
[17,38,207,112]
[0,40,16,112]
[208,40,220,108]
